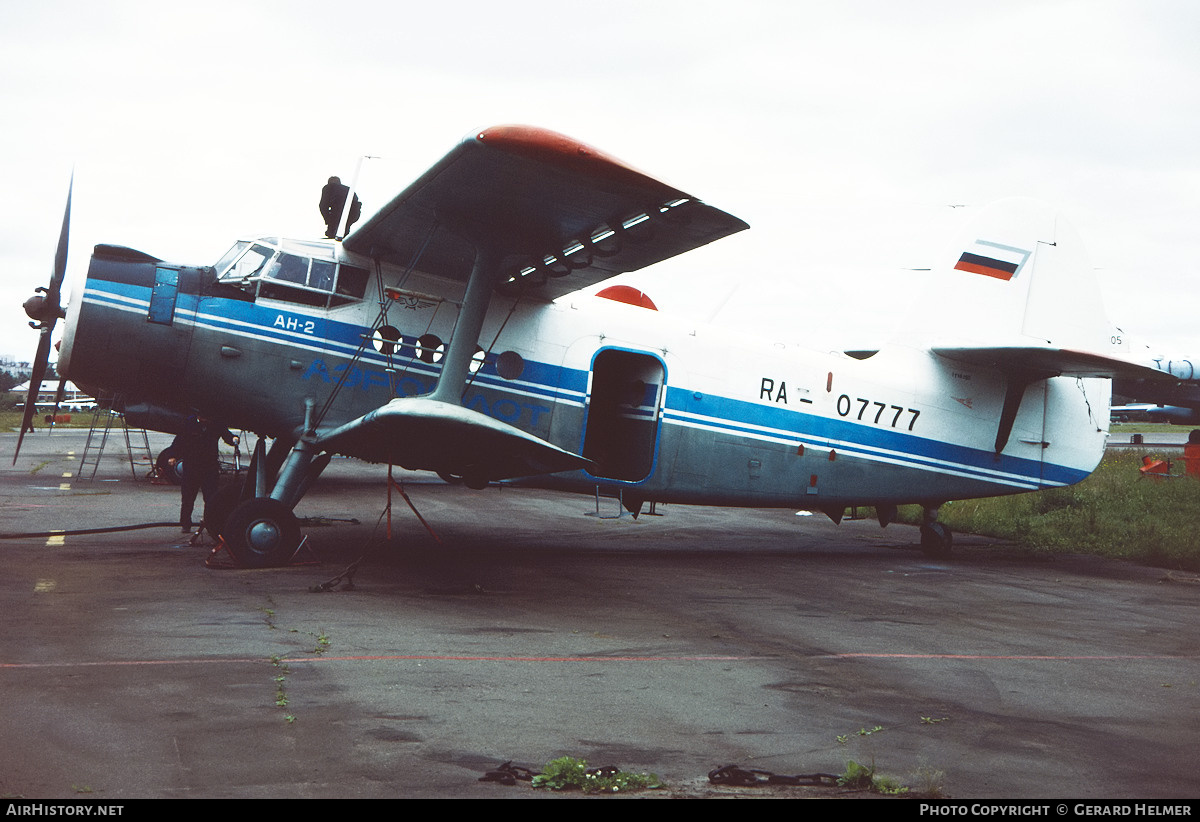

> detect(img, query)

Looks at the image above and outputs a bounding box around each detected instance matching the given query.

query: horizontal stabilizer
[933,345,1170,382]
[316,397,589,483]
[344,125,748,301]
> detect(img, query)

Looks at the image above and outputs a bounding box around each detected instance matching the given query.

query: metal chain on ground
[707,764,840,787]
[478,761,842,791]
[307,504,389,592]
[478,761,538,785]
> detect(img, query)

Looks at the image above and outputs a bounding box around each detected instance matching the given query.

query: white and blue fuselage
[62,235,1108,514]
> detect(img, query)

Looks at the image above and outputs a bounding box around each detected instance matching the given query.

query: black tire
[220,498,300,568]
[202,482,244,541]
[436,470,464,486]
[920,522,953,558]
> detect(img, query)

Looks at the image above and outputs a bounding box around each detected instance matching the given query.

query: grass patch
[531,756,662,794]
[1110,423,1192,435]
[897,451,1200,568]
[837,760,909,796]
[0,409,96,432]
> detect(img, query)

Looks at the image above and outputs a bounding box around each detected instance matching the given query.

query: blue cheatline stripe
[83,280,589,406]
[84,279,1086,490]
[664,387,1087,490]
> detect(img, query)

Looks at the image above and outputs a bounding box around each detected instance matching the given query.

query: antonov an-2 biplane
[15,125,1181,566]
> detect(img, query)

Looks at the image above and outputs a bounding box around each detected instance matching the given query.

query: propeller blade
[47,377,68,432]
[45,173,72,317]
[13,330,52,464]
[14,177,73,464]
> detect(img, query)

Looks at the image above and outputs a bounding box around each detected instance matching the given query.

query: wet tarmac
[1,430,1197,799]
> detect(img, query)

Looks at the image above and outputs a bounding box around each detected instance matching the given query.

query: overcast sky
[2,0,1198,366]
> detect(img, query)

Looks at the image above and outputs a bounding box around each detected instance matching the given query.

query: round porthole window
[416,334,444,363]
[496,350,525,380]
[469,347,486,374]
[374,325,401,356]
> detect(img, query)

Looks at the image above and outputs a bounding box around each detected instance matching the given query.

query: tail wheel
[220,498,300,568]
[920,522,953,558]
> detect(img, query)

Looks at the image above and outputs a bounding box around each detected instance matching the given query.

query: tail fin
[926,197,1119,355]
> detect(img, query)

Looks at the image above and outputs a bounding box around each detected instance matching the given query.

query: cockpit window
[310,260,335,291]
[214,240,369,309]
[212,241,250,277]
[219,244,274,282]
[266,253,310,285]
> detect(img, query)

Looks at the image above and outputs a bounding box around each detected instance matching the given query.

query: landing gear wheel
[436,470,464,486]
[156,451,184,485]
[920,522,953,558]
[220,498,300,568]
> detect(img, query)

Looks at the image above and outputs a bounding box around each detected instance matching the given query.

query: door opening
[582,349,665,482]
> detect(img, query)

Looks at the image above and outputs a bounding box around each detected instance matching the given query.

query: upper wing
[344,125,748,301]
[327,126,744,483]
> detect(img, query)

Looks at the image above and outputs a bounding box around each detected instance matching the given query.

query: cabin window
[337,265,369,298]
[470,347,486,374]
[496,351,525,380]
[416,334,444,363]
[373,325,401,356]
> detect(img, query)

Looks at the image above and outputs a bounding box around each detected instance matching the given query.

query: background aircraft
[13,126,1183,567]
[1109,345,1200,425]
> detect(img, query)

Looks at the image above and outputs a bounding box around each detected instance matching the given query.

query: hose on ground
[0,522,180,539]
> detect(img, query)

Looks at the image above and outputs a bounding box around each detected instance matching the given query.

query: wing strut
[429,243,499,403]
[312,234,589,484]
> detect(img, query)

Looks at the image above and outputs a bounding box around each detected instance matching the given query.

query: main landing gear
[221,497,301,568]
[919,505,953,558]
[211,435,329,568]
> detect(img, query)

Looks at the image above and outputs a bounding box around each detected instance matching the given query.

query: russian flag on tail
[954,239,1032,281]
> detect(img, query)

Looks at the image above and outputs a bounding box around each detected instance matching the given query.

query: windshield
[219,244,275,282]
[212,241,249,276]
[213,240,368,307]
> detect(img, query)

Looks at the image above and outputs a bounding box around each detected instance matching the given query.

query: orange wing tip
[475,125,672,191]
